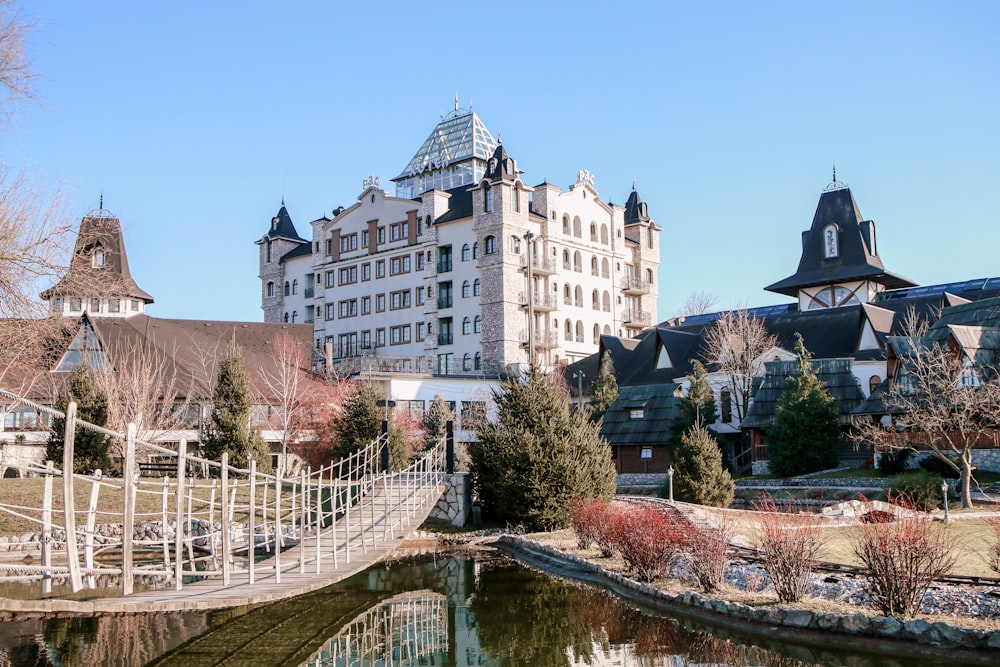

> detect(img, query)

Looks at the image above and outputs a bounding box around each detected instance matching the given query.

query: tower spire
[832,162,837,183]
[99,191,103,211]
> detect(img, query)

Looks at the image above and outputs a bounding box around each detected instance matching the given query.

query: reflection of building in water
[307,590,448,666]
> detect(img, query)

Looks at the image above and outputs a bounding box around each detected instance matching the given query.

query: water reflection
[0,553,992,666]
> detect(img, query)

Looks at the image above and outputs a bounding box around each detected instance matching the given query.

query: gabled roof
[41,212,154,304]
[393,109,497,181]
[483,143,519,183]
[742,358,865,428]
[599,383,682,447]
[765,183,916,297]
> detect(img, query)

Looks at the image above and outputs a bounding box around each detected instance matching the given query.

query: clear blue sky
[9,1,999,321]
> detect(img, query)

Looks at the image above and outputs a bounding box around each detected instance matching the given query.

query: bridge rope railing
[0,387,450,596]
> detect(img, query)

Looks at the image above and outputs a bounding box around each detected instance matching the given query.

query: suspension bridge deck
[0,477,446,616]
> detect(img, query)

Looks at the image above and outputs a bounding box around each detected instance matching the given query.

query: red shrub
[684,517,735,593]
[570,498,620,557]
[610,505,692,582]
[988,517,1000,575]
[751,497,826,602]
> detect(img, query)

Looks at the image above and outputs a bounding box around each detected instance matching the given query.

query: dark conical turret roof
[483,143,518,183]
[41,212,154,304]
[261,204,306,243]
[624,185,650,224]
[765,182,916,297]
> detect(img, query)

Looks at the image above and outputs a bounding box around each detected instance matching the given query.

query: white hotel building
[256,104,660,419]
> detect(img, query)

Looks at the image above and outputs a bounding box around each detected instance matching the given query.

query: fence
[0,387,448,597]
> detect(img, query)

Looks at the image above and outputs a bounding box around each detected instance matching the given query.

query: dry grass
[530,530,1000,633]
[0,476,304,537]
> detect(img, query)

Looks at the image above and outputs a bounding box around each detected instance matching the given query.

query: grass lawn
[0,476,307,538]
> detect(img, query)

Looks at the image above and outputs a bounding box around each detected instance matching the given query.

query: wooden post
[261,476,270,553]
[61,401,84,592]
[314,466,321,574]
[274,469,281,583]
[161,477,170,568]
[122,423,137,596]
[208,479,218,570]
[185,476,195,566]
[248,457,256,584]
[299,468,306,574]
[84,476,101,589]
[221,452,231,585]
[174,439,187,590]
[41,460,53,596]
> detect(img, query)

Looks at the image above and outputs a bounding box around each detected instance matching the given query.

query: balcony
[437,333,453,346]
[520,254,556,275]
[520,330,559,349]
[304,287,315,299]
[437,296,453,309]
[437,259,452,273]
[518,291,558,311]
[621,309,652,326]
[621,277,652,295]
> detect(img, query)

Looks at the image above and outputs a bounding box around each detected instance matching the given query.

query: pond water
[0,552,992,666]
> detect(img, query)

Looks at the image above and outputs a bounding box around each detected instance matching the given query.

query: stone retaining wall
[494,535,1000,652]
[429,473,471,527]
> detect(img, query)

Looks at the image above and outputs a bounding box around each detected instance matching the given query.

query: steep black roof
[261,204,306,243]
[623,186,650,224]
[765,184,916,297]
[599,383,682,447]
[742,358,865,428]
[483,143,519,183]
[430,185,474,224]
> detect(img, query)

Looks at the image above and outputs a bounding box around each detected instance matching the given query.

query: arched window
[646,268,654,285]
[284,281,290,297]
[602,291,611,311]
[602,324,611,334]
[462,280,471,298]
[602,258,610,278]
[292,279,299,294]
[484,235,497,254]
[592,289,600,310]
[510,236,521,253]
[472,242,479,259]
[265,240,272,263]
[590,223,598,241]
[474,352,481,370]
[462,354,471,371]
[822,223,839,258]
[574,285,583,307]
[562,249,571,269]
[573,216,582,238]
[483,183,493,212]
[573,251,582,272]
[575,320,584,341]
[473,279,481,296]
[601,224,609,245]
[563,284,571,305]
[564,320,572,340]
[562,214,571,235]
[720,388,733,423]
[869,375,882,395]
[266,281,274,297]
[593,324,600,344]
[463,317,472,335]
[474,315,482,333]
[291,311,298,323]
[283,312,289,323]
[591,256,599,276]
[513,185,521,212]
[462,244,471,261]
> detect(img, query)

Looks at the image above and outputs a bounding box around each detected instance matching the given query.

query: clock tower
[765,174,916,310]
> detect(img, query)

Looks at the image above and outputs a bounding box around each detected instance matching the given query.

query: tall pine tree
[48,366,112,473]
[470,367,615,531]
[202,342,271,473]
[333,381,408,471]
[767,335,840,477]
[587,351,618,424]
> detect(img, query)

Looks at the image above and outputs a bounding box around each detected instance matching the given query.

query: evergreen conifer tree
[423,395,454,449]
[470,368,616,531]
[48,366,112,473]
[766,335,840,477]
[587,351,619,424]
[333,382,408,470]
[672,422,734,507]
[202,342,271,473]
[668,360,719,453]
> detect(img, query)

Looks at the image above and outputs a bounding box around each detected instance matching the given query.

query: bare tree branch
[701,309,778,422]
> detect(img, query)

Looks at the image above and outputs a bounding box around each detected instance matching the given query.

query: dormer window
[822,223,839,259]
[92,248,106,268]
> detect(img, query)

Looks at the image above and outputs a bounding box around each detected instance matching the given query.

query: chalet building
[571,176,1000,477]
[1,210,319,477]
